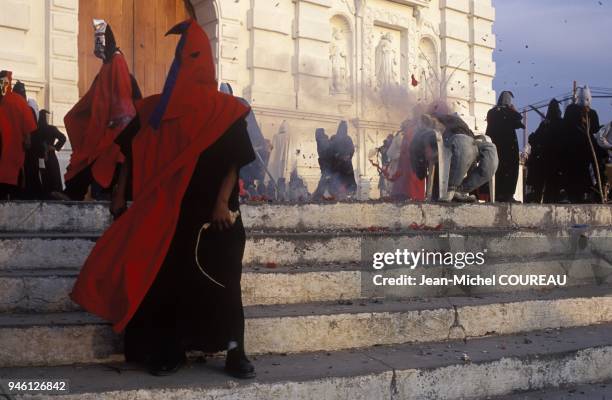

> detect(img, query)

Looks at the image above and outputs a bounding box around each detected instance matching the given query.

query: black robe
[22,108,42,200]
[560,105,606,202]
[486,106,525,201]
[118,117,256,362]
[329,132,357,196]
[313,129,333,200]
[38,124,66,195]
[526,112,564,203]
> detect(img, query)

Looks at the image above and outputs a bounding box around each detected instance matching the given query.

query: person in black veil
[312,128,333,200]
[36,110,66,196]
[525,99,564,203]
[560,86,607,203]
[486,91,525,202]
[329,120,357,198]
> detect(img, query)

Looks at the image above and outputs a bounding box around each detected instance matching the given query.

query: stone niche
[329,15,353,100]
[417,37,439,104]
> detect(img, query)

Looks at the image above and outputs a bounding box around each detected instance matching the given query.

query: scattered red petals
[366,226,389,232]
[409,223,443,231]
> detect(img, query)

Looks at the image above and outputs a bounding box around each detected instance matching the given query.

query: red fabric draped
[71,19,249,333]
[64,53,135,188]
[391,126,425,201]
[0,90,37,186]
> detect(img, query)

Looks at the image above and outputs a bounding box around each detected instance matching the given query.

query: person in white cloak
[265,121,298,196]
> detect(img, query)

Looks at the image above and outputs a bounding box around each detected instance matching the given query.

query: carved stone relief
[374,32,398,88]
[329,16,352,95]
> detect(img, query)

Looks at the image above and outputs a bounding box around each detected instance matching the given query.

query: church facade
[1,0,495,197]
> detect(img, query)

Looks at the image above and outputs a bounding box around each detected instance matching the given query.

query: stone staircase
[0,201,611,399]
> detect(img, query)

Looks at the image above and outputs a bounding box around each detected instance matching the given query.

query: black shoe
[147,353,186,376]
[225,349,256,379]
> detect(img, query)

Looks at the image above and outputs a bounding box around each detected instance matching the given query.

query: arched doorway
[78,0,189,97]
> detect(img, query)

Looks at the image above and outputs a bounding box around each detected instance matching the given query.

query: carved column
[439,0,474,128]
[47,0,80,175]
[468,0,496,132]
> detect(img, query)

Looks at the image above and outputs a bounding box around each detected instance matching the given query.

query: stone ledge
[1,228,611,269]
[1,324,611,399]
[1,202,610,233]
[1,291,612,367]
[2,258,610,313]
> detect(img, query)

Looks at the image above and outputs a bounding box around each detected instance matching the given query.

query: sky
[492,0,612,141]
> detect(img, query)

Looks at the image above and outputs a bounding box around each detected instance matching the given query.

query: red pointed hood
[149,18,218,128]
[71,19,249,333]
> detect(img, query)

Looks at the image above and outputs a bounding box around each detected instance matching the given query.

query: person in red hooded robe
[0,70,37,199]
[54,19,141,201]
[390,119,425,201]
[70,19,256,378]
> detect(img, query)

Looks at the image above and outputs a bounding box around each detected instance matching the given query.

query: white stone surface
[0,0,495,197]
[2,292,612,367]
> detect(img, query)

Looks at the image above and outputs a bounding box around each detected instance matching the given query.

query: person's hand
[212,199,233,231]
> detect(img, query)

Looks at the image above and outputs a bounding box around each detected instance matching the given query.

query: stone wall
[1,0,79,172]
[1,0,495,198]
[194,0,496,197]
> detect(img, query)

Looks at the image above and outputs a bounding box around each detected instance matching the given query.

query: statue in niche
[330,27,349,94]
[375,33,397,88]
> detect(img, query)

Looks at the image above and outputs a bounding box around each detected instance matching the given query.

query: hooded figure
[561,86,606,202]
[220,82,269,196]
[12,82,44,199]
[265,120,297,195]
[58,19,140,201]
[329,120,357,197]
[312,127,333,199]
[36,110,67,195]
[390,119,425,201]
[70,19,256,378]
[0,70,37,199]
[525,99,564,203]
[486,91,525,202]
[21,96,46,199]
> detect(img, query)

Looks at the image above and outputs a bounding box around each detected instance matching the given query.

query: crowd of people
[3,66,609,205]
[377,90,611,204]
[525,88,610,204]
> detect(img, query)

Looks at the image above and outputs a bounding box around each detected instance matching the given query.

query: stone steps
[1,228,610,270]
[496,381,612,399]
[1,286,612,367]
[2,201,611,232]
[1,201,611,397]
[0,257,609,313]
[0,265,362,312]
[1,323,612,400]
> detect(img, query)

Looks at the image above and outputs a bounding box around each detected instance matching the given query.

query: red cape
[0,91,37,186]
[64,53,135,188]
[71,19,249,333]
[391,126,425,201]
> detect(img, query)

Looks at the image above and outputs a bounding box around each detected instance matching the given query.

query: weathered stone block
[51,12,77,33]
